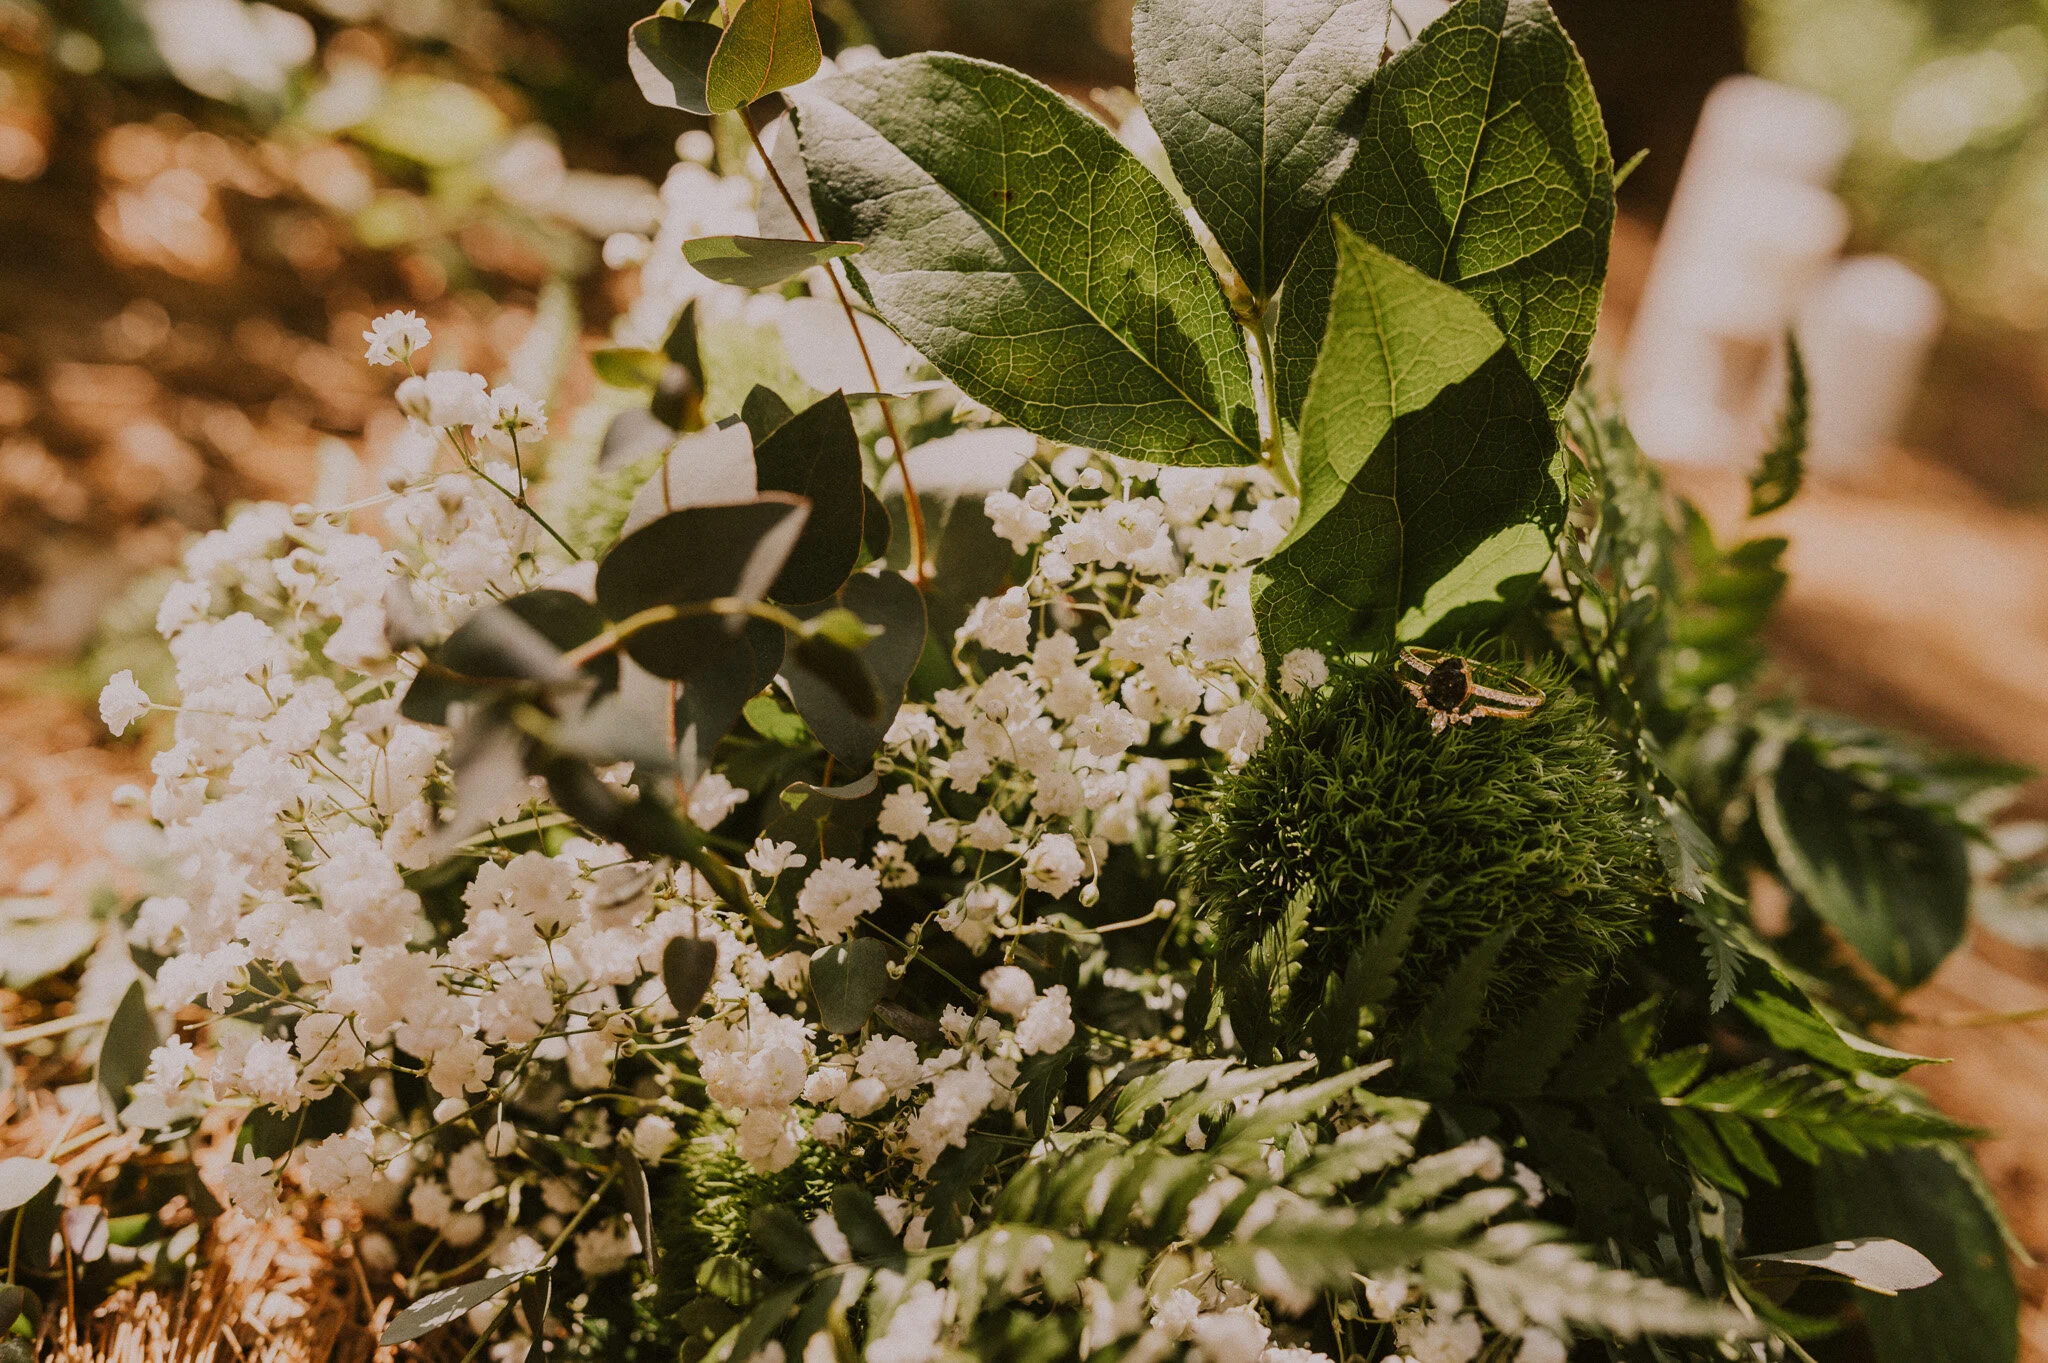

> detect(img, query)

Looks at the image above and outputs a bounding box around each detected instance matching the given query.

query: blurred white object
[1797,256,1945,473]
[1625,77,1864,466]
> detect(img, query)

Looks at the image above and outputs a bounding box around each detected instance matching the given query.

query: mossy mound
[1182,657,1663,1033]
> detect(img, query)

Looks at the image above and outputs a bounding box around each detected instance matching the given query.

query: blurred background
[1,0,2048,1350]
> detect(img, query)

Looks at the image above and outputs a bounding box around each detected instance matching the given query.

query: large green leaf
[792,55,1261,466]
[1756,740,1971,989]
[1275,0,1614,421]
[1815,1147,2018,1363]
[1132,0,1393,298]
[705,0,822,113]
[1252,223,1558,668]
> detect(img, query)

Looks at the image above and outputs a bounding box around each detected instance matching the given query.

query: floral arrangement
[51,2,2032,1362]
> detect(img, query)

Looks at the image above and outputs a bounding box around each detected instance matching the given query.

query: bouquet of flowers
[69,2,2029,1361]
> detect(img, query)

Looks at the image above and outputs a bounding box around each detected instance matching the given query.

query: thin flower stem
[1248,315,1299,498]
[450,430,583,563]
[739,103,930,585]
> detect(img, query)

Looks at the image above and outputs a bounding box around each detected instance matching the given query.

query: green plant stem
[453,432,583,563]
[1248,314,1299,497]
[738,102,930,585]
[457,1171,617,1363]
[558,598,810,670]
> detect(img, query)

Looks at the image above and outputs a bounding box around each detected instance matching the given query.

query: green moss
[649,1113,851,1328]
[1182,657,1662,1032]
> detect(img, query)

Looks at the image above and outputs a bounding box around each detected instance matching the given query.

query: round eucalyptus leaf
[662,935,719,1021]
[628,15,722,116]
[810,938,893,1034]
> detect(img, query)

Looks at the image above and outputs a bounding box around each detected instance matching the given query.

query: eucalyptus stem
[739,103,931,585]
[557,597,809,670]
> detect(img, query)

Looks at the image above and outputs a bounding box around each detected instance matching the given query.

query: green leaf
[594,496,810,682]
[1748,335,1808,517]
[402,591,614,725]
[705,0,822,112]
[685,236,864,290]
[96,981,158,1127]
[1756,740,1971,988]
[519,1269,551,1363]
[382,1271,528,1347]
[592,347,671,390]
[1132,0,1392,297]
[793,55,1261,466]
[785,570,926,767]
[1252,223,1559,666]
[787,633,879,725]
[741,385,796,445]
[619,1148,657,1274]
[662,935,720,1020]
[628,15,723,116]
[1815,1147,2018,1363]
[1733,987,1940,1079]
[237,1090,359,1160]
[1742,1238,1941,1296]
[752,393,867,605]
[744,694,811,746]
[748,1206,825,1273]
[674,619,785,786]
[1276,0,1614,421]
[1395,929,1510,1098]
[0,1161,54,1214]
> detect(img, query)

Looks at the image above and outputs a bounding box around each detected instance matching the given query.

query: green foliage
[1131,0,1393,298]
[697,1061,1746,1363]
[705,0,824,113]
[1755,735,1974,988]
[683,236,864,290]
[791,55,1262,466]
[1814,1146,2021,1363]
[1748,336,1809,516]
[1275,0,1615,421]
[1184,658,1661,1041]
[1252,223,1562,668]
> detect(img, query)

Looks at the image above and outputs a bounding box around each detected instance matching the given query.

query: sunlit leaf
[705,0,823,113]
[382,1271,529,1347]
[684,236,863,289]
[628,15,723,116]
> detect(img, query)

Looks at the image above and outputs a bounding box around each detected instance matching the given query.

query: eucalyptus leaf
[674,619,786,785]
[1132,0,1392,297]
[0,1285,35,1336]
[1741,1238,1940,1295]
[663,935,719,1020]
[784,570,926,767]
[752,393,867,604]
[59,1206,109,1263]
[741,385,796,445]
[519,1270,552,1363]
[792,55,1261,466]
[0,1160,54,1214]
[811,938,893,1033]
[96,980,158,1127]
[684,236,863,289]
[381,1270,529,1346]
[1275,0,1614,421]
[427,713,532,859]
[1756,740,1970,989]
[1815,1148,2017,1363]
[628,15,722,116]
[621,423,760,537]
[600,408,679,472]
[619,1148,657,1273]
[237,1090,360,1161]
[401,591,611,725]
[780,768,881,805]
[1252,223,1559,668]
[594,496,810,682]
[705,0,822,113]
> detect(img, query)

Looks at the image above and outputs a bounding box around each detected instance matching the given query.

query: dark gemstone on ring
[1422,657,1470,712]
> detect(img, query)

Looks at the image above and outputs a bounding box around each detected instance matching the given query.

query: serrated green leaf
[793,55,1261,466]
[1131,0,1393,297]
[1395,929,1510,1097]
[629,15,722,116]
[685,236,863,290]
[1734,987,1939,1078]
[1748,335,1808,517]
[595,497,809,683]
[705,0,822,113]
[810,938,892,1033]
[1815,1148,2017,1363]
[752,393,866,605]
[1476,974,1591,1098]
[1252,223,1559,667]
[1275,0,1614,421]
[1757,740,1971,988]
